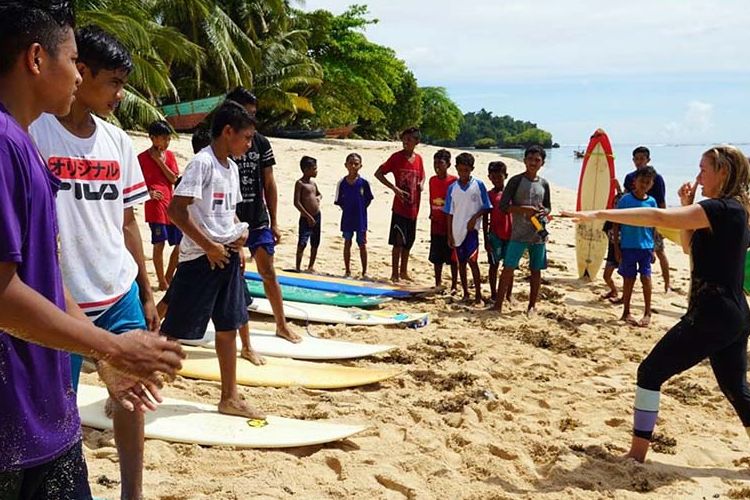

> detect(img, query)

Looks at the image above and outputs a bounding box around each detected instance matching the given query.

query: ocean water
[494,144,750,208]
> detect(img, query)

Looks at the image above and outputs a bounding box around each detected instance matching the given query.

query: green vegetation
[73,1,553,146]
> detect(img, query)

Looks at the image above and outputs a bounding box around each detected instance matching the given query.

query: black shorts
[388,213,417,250]
[428,234,452,265]
[0,440,91,500]
[605,241,618,268]
[161,252,248,340]
[298,212,321,248]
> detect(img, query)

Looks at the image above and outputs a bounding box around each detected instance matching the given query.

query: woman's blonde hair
[703,145,750,221]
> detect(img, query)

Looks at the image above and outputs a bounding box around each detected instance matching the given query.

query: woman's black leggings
[633,318,750,440]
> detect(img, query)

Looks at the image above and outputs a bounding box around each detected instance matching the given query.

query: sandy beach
[81,133,750,499]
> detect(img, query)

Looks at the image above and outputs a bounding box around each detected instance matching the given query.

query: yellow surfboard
[656,227,681,245]
[179,346,401,389]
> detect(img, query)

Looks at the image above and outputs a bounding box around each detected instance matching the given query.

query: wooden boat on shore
[161,96,223,131]
[325,125,356,139]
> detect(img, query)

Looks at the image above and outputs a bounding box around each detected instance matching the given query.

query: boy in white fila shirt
[444,152,492,304]
[161,101,265,420]
[29,26,156,499]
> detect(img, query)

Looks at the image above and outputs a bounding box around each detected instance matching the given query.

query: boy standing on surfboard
[375,127,425,282]
[495,145,551,315]
[614,166,658,327]
[428,149,458,290]
[624,146,671,292]
[163,101,267,419]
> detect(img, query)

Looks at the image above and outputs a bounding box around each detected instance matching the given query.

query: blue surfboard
[243,271,411,298]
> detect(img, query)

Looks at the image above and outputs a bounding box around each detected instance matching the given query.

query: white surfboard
[248,298,429,327]
[77,384,366,448]
[182,326,396,360]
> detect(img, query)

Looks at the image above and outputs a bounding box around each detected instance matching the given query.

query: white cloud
[663,101,715,141]
[303,0,750,82]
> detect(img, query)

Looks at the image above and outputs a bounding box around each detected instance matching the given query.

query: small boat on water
[161,96,223,131]
[269,128,326,140]
[574,149,585,158]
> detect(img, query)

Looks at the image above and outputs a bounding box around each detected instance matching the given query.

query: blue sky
[302,0,750,145]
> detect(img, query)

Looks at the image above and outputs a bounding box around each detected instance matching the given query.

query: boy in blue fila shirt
[444,152,492,304]
[335,153,374,277]
[615,166,658,327]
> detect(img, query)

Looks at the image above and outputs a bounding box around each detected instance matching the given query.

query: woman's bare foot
[625,436,650,463]
[277,325,302,343]
[218,398,266,420]
[240,347,266,365]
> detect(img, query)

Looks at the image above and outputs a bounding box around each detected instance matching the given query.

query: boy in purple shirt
[334,153,374,277]
[0,4,183,497]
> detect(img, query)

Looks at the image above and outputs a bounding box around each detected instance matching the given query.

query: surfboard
[248,297,429,327]
[576,128,616,280]
[744,251,750,294]
[182,326,397,360]
[245,279,389,308]
[280,268,437,295]
[178,346,402,389]
[656,227,681,245]
[244,269,411,298]
[77,384,366,448]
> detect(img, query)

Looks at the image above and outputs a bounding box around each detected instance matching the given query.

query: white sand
[82,133,750,499]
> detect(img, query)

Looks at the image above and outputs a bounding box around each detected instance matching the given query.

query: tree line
[79,1,552,145]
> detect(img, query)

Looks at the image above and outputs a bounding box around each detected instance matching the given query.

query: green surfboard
[245,280,390,308]
[744,251,750,294]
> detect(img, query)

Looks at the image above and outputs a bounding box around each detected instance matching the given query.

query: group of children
[286,127,552,313]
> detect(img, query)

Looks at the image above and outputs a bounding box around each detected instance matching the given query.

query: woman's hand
[560,210,598,223]
[678,178,698,207]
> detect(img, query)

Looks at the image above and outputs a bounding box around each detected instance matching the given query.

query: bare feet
[344,271,351,278]
[240,347,266,366]
[218,398,265,420]
[639,315,651,327]
[622,314,640,326]
[526,307,537,318]
[473,296,483,305]
[307,266,316,273]
[625,436,650,463]
[390,274,400,283]
[400,273,413,282]
[609,297,623,305]
[276,325,302,344]
[600,290,617,300]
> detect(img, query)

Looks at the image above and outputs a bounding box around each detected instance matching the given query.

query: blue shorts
[246,227,275,256]
[150,223,182,246]
[503,241,547,271]
[343,230,367,246]
[487,233,509,266]
[618,248,653,278]
[454,230,480,263]
[70,282,147,390]
[298,212,321,249]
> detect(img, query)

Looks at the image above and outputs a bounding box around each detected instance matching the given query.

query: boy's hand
[228,230,249,253]
[142,298,160,332]
[466,216,477,232]
[307,215,316,227]
[149,148,166,163]
[107,330,184,380]
[239,247,247,272]
[271,224,282,244]
[448,234,455,248]
[97,360,163,412]
[149,189,164,201]
[206,241,230,269]
[394,187,410,202]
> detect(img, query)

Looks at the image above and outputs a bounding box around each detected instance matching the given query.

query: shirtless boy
[294,155,322,272]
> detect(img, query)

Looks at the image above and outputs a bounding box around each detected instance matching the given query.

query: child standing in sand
[444,153,492,304]
[139,119,182,291]
[428,149,458,290]
[615,167,658,327]
[294,155,322,272]
[375,127,425,282]
[162,101,265,419]
[335,153,374,277]
[600,181,624,303]
[496,145,552,315]
[484,161,513,302]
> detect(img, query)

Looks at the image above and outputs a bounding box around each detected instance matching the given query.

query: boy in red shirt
[484,161,513,302]
[428,149,457,290]
[138,120,181,290]
[375,127,425,282]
